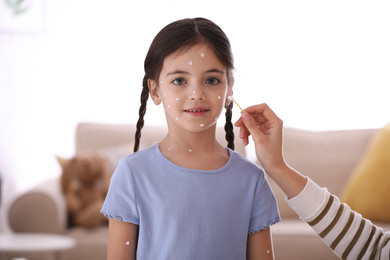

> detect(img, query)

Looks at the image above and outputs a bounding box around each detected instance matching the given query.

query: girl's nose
[189,82,206,101]
[189,87,205,101]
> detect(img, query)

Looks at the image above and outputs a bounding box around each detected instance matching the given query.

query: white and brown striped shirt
[287,178,390,260]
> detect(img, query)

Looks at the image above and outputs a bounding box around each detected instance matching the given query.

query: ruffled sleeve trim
[248,217,282,235]
[100,210,139,225]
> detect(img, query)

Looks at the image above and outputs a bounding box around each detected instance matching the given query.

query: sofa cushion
[272,220,339,259]
[268,127,376,219]
[64,226,108,260]
[341,123,390,222]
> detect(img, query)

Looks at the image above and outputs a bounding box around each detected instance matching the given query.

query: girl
[101,17,280,260]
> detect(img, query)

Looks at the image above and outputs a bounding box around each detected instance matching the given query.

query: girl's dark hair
[134,17,235,152]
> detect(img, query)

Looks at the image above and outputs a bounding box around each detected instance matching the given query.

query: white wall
[0,0,389,229]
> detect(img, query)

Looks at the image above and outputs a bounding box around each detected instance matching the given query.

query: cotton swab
[228,96,244,112]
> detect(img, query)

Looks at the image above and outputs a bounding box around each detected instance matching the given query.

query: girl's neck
[158,127,230,170]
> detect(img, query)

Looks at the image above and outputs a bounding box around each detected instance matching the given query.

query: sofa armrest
[9,191,62,233]
[8,178,67,234]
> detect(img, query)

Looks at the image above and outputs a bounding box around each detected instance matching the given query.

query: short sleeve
[248,173,281,234]
[100,159,139,224]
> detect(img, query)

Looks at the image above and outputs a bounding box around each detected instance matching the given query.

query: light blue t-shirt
[101,143,280,259]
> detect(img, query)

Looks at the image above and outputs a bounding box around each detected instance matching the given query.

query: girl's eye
[172,78,186,85]
[206,77,220,85]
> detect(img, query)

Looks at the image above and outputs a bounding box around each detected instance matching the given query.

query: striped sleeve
[287,178,390,260]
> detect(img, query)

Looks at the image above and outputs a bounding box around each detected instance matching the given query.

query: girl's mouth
[184,108,209,116]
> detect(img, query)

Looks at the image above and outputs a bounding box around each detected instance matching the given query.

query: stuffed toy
[60,153,110,229]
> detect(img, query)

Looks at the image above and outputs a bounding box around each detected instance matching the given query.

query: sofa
[6,122,390,260]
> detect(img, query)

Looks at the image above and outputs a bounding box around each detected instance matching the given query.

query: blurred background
[0,0,389,225]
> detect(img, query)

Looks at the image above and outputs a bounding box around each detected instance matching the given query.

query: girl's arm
[247,227,275,260]
[107,218,138,260]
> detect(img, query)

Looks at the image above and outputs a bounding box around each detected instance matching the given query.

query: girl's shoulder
[228,148,265,174]
[118,143,158,168]
[126,143,157,159]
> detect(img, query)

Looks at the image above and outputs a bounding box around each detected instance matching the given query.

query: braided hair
[134,18,235,152]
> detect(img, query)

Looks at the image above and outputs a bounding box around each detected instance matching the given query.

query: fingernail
[242,112,250,121]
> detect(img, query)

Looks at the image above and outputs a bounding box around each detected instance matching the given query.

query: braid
[134,77,150,152]
[224,102,235,150]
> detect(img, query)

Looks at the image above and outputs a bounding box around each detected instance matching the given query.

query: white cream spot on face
[176,117,179,120]
[188,149,192,152]
[167,105,170,108]
[176,98,180,101]
[160,80,163,84]
[218,96,221,99]
[168,147,172,151]
[126,241,130,245]
[163,93,166,97]
[200,123,204,127]
[201,53,205,57]
[188,61,193,65]
[267,250,270,254]
[193,91,196,94]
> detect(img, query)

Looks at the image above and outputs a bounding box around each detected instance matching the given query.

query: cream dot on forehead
[188,61,193,65]
[200,53,205,57]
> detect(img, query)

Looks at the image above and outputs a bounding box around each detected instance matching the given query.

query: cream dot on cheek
[200,124,204,127]
[176,98,180,101]
[126,241,130,245]
[188,61,193,65]
[200,53,205,57]
[218,96,221,99]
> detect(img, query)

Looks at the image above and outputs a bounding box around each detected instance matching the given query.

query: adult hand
[235,103,306,198]
[234,103,285,173]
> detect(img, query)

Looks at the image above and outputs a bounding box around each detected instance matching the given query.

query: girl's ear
[226,76,234,106]
[148,79,161,105]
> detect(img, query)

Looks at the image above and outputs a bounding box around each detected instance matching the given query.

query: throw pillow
[340,123,390,222]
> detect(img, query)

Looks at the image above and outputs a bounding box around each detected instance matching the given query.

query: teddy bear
[60,153,110,229]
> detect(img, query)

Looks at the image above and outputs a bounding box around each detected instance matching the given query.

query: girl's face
[149,43,233,134]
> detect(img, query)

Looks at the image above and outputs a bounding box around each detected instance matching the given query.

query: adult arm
[288,177,390,259]
[235,103,390,259]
